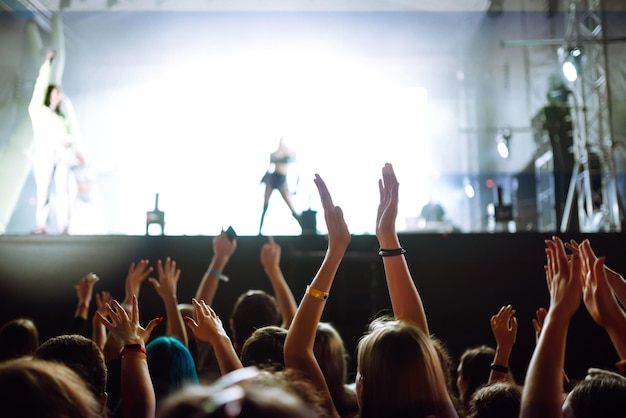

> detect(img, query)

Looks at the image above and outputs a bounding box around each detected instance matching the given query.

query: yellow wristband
[305,285,329,301]
[121,352,147,360]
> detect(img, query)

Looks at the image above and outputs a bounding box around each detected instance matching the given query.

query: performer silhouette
[259,137,301,234]
[28,50,85,234]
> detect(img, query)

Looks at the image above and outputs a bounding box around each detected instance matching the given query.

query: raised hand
[123,260,153,309]
[491,304,518,350]
[95,291,113,318]
[376,163,399,242]
[184,299,229,344]
[545,236,582,319]
[214,230,237,260]
[260,236,281,271]
[148,257,187,345]
[260,236,297,329]
[314,173,350,251]
[96,296,162,347]
[92,290,113,351]
[149,257,181,301]
[580,241,626,331]
[532,307,548,342]
[74,272,99,319]
[184,298,242,374]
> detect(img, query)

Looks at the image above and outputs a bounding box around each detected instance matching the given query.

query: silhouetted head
[240,325,287,371]
[34,334,108,407]
[356,317,451,418]
[457,345,496,407]
[0,318,39,362]
[562,369,626,418]
[157,367,319,418]
[468,381,522,418]
[230,290,281,352]
[147,336,199,402]
[0,357,101,417]
[45,84,63,112]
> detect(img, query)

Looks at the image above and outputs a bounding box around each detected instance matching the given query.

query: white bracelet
[207,268,229,282]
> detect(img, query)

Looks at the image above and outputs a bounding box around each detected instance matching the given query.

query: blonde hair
[314,322,358,417]
[357,318,451,418]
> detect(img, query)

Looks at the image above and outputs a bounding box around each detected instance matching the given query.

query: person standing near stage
[259,136,301,234]
[28,50,85,234]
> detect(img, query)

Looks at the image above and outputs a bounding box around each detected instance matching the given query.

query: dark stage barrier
[1,232,624,382]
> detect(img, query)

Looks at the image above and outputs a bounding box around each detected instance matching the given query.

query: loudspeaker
[300,210,317,235]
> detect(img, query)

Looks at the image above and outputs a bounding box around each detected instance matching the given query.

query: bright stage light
[496,128,511,159]
[561,46,582,82]
[464,179,475,198]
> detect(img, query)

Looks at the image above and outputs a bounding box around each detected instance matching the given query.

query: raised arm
[28,51,54,115]
[532,306,570,387]
[520,236,581,418]
[488,304,517,384]
[284,174,350,418]
[149,257,188,346]
[260,236,297,329]
[579,239,626,362]
[376,163,428,332]
[92,290,112,352]
[184,298,243,376]
[565,240,626,306]
[121,260,153,311]
[96,296,162,418]
[72,272,99,335]
[195,231,237,306]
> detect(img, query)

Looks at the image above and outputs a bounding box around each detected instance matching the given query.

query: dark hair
[44,84,63,114]
[240,325,287,371]
[34,334,107,401]
[231,290,281,348]
[458,345,496,407]
[565,372,626,418]
[0,318,39,361]
[467,381,522,418]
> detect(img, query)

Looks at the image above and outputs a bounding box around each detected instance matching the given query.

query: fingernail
[157,317,164,324]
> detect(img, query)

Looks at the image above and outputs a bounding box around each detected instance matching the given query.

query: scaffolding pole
[560,0,621,232]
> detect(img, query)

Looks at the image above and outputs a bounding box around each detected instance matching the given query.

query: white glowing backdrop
[80,47,430,235]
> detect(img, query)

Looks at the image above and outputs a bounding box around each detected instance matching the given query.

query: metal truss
[560,0,621,232]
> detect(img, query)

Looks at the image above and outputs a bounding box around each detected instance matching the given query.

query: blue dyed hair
[146,336,199,401]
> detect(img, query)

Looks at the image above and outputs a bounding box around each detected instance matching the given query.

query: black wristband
[490,363,509,373]
[378,247,407,257]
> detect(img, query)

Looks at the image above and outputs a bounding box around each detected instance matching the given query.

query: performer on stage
[28,50,85,234]
[259,136,301,234]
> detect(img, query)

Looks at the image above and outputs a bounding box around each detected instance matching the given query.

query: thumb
[144,316,164,338]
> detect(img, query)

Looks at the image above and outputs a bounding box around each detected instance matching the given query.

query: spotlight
[463,178,475,198]
[496,128,512,159]
[561,46,583,82]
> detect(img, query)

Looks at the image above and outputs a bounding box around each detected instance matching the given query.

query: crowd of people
[1,163,626,418]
